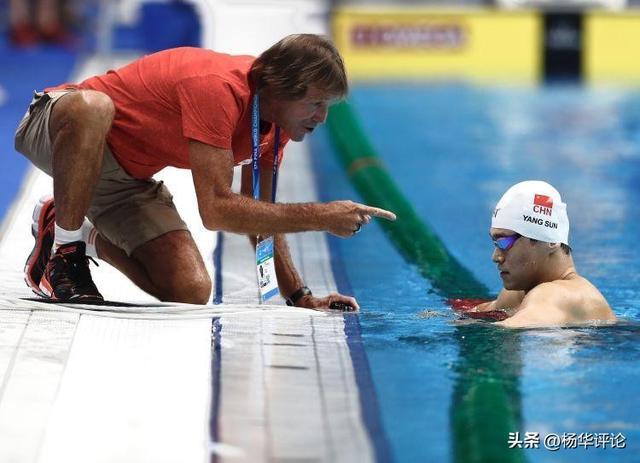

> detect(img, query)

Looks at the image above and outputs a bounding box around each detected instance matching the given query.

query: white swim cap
[491,181,570,245]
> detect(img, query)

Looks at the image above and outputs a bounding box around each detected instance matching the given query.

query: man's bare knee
[50,90,115,136]
[133,231,211,304]
[162,273,212,305]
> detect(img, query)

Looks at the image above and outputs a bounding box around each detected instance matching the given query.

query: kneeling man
[473,180,616,328]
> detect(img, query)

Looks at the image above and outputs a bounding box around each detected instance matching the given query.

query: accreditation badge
[256,236,279,301]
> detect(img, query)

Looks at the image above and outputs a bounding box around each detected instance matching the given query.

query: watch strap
[285,286,312,306]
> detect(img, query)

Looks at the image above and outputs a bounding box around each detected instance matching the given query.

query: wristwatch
[285,286,312,306]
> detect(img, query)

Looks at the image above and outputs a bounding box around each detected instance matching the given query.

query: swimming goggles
[493,234,521,251]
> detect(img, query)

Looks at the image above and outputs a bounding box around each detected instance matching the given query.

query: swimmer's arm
[495,284,566,328]
[473,288,525,312]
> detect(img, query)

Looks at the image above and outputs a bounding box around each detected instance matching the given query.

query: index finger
[360,206,396,221]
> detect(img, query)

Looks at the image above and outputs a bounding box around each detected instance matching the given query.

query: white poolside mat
[212,139,374,463]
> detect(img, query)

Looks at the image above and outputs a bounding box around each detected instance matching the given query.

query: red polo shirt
[47,47,289,179]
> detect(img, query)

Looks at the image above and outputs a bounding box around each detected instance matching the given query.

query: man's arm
[495,283,568,328]
[473,288,525,312]
[241,163,358,311]
[189,140,395,237]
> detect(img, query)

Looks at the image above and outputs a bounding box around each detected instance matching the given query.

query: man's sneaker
[24,196,55,297]
[39,241,104,303]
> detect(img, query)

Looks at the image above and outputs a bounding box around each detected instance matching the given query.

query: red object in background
[9,23,39,47]
[9,21,71,48]
[39,23,71,45]
[446,298,510,321]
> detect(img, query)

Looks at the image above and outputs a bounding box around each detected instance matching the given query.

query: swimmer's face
[491,227,546,291]
[271,86,338,142]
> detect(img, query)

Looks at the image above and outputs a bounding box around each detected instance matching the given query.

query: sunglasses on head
[493,233,521,251]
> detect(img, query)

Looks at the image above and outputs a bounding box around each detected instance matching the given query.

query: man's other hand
[296,292,360,312]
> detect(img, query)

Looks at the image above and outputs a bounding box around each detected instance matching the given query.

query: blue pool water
[311,84,640,462]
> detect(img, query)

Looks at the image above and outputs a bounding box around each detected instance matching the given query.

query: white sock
[54,223,82,251]
[53,221,99,258]
[82,219,99,258]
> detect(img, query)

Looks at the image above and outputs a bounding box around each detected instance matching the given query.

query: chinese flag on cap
[534,194,553,208]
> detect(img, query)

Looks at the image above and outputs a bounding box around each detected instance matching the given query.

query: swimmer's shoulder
[495,282,575,327]
[520,281,566,309]
[569,275,615,321]
[527,276,615,321]
[494,283,571,327]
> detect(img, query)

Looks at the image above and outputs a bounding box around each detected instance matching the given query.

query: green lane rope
[326,101,491,299]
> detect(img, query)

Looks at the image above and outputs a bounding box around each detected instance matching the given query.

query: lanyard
[251,94,280,202]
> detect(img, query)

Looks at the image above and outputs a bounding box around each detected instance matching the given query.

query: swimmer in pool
[472,180,616,328]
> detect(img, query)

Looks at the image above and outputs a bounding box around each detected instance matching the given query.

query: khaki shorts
[14,90,188,256]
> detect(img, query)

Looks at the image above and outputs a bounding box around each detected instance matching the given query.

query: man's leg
[29,90,115,301]
[49,90,114,230]
[17,90,113,301]
[96,230,212,305]
[45,97,208,304]
[83,154,211,304]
